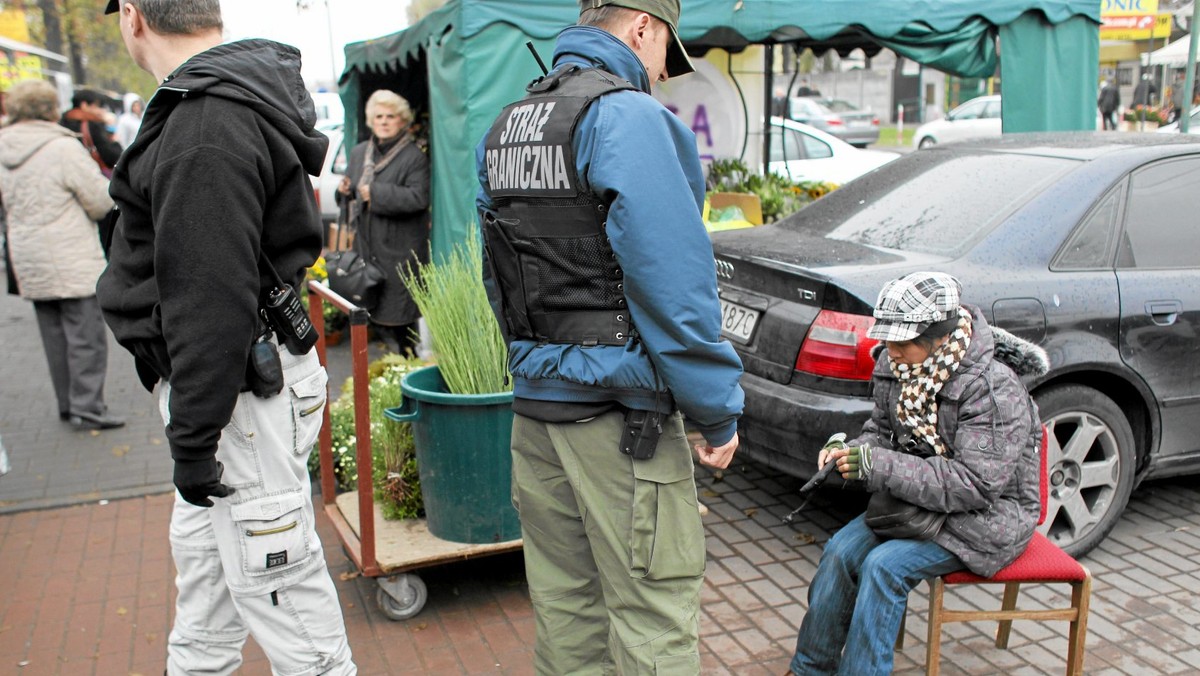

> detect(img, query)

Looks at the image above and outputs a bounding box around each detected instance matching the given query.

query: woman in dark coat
[336,89,430,354]
[788,271,1047,675]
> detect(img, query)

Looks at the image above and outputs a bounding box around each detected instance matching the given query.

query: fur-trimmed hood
[991,325,1050,378]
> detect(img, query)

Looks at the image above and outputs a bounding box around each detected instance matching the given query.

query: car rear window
[776,150,1077,255]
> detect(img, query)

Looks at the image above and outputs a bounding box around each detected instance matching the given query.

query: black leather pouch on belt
[620,408,663,461]
[245,334,284,398]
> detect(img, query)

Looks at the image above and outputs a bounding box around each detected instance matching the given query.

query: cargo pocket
[230,492,311,578]
[629,421,705,581]
[289,368,328,456]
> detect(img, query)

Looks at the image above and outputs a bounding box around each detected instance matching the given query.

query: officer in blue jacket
[476,0,744,672]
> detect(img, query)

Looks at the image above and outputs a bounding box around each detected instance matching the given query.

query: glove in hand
[174,458,236,507]
[840,443,873,480]
[817,432,848,470]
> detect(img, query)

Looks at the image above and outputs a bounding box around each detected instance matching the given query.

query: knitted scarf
[889,307,973,456]
[348,131,411,233]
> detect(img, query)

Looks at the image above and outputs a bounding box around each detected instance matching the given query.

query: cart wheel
[375,574,427,621]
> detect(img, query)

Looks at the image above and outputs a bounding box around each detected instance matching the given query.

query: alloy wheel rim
[1039,411,1121,550]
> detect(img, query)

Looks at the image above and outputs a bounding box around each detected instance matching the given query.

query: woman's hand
[817,432,848,470]
[358,184,371,202]
[337,176,351,196]
[827,444,873,481]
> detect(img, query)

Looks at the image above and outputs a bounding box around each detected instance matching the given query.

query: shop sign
[1100,13,1172,40]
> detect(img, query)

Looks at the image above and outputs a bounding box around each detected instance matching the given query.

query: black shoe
[59,412,70,422]
[69,413,126,430]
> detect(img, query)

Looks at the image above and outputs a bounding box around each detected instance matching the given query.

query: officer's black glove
[173,457,236,507]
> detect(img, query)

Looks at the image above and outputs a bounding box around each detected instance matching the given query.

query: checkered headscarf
[889,307,973,456]
[867,271,963,342]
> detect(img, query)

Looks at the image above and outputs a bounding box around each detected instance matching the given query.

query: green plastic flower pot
[384,365,520,544]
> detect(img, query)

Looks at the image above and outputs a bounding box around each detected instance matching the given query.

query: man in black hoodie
[59,88,123,172]
[99,2,355,674]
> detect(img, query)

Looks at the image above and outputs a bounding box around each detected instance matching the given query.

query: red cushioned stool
[903,425,1092,675]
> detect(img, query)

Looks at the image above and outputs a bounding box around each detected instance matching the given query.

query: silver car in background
[787,96,881,148]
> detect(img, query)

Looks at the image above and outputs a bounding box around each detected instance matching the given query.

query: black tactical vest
[481,66,637,346]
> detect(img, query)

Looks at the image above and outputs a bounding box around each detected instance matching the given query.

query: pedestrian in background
[1098,79,1120,130]
[476,0,744,671]
[796,77,821,97]
[99,1,355,673]
[59,88,122,176]
[1132,72,1158,108]
[1168,72,1184,124]
[0,78,122,431]
[336,89,430,356]
[787,271,1046,675]
[116,96,143,148]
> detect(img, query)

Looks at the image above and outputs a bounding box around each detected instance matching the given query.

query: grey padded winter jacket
[854,304,1047,577]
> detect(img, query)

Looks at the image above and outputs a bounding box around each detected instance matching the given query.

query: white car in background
[768,117,898,185]
[913,95,1002,149]
[311,124,347,227]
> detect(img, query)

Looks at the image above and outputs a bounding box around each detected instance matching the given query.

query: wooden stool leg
[995,582,1021,648]
[926,578,945,676]
[897,599,907,650]
[1066,569,1092,676]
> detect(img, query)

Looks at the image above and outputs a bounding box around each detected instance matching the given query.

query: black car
[711,133,1200,557]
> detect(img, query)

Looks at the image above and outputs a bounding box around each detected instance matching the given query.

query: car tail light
[826,116,844,126]
[795,309,879,380]
[871,117,880,126]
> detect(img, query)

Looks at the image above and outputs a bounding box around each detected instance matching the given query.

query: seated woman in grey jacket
[788,271,1047,675]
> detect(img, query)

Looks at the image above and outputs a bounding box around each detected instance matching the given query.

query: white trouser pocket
[288,367,328,456]
[229,491,312,578]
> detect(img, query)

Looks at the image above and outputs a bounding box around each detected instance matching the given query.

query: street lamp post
[1183,1,1200,134]
[297,0,339,86]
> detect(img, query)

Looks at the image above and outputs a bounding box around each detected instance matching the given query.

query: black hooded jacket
[97,39,328,465]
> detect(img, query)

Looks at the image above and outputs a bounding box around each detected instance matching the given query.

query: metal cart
[307,280,522,620]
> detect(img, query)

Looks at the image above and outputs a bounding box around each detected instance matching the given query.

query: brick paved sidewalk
[2,465,1198,675]
[0,293,173,514]
[3,262,1199,674]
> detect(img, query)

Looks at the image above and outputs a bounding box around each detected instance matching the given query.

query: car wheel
[1034,384,1136,558]
[917,137,936,149]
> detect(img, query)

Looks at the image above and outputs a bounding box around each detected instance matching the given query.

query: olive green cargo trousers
[511,410,706,675]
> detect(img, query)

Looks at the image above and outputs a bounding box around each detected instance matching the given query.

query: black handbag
[326,198,385,309]
[864,491,947,540]
[326,249,385,309]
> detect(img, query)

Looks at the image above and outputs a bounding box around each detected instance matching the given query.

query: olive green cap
[582,0,695,77]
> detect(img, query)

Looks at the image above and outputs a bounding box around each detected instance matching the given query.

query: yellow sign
[0,53,46,91]
[1101,0,1159,16]
[1100,12,1172,40]
[0,10,32,42]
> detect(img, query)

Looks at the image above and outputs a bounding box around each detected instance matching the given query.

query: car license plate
[720,299,760,343]
[848,119,870,127]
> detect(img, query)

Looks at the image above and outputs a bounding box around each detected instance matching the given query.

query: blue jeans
[790,513,963,675]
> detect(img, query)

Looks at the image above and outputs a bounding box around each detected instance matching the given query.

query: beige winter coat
[0,120,113,300]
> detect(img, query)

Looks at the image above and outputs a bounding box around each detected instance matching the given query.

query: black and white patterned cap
[866,271,962,342]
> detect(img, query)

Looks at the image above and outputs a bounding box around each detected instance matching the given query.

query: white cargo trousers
[159,347,355,676]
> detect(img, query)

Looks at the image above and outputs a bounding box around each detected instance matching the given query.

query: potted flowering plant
[1122,105,1166,129]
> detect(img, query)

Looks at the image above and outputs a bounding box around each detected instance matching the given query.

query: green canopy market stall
[340,0,1100,258]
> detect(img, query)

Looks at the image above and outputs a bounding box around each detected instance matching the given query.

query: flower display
[1123,105,1167,124]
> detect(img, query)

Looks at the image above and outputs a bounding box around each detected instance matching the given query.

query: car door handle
[1145,300,1182,326]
